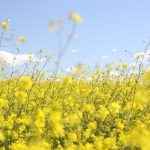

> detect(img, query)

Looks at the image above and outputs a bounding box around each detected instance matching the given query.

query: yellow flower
[49,110,62,122]
[18,76,32,90]
[94,137,103,150]
[50,26,56,32]
[84,143,94,150]
[0,132,5,142]
[15,90,27,104]
[115,119,124,130]
[126,126,150,149]
[88,121,97,131]
[0,98,8,109]
[122,63,128,68]
[119,132,127,145]
[63,76,73,86]
[35,109,45,128]
[108,102,121,115]
[133,91,148,106]
[68,113,81,126]
[1,21,9,30]
[67,132,77,142]
[10,142,28,150]
[103,137,117,150]
[53,123,64,138]
[96,105,109,120]
[143,69,150,80]
[18,36,25,43]
[69,12,83,24]
[82,103,95,113]
[29,140,51,150]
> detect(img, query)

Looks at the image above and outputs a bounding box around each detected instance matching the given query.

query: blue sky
[0,0,150,70]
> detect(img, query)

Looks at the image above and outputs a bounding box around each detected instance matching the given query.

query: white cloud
[102,55,109,60]
[71,48,79,53]
[73,34,80,40]
[0,51,35,66]
[112,49,118,53]
[134,50,150,66]
[66,66,77,74]
[110,71,119,76]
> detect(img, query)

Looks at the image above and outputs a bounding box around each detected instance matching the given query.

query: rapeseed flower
[1,21,9,30]
[18,76,32,90]
[69,12,83,24]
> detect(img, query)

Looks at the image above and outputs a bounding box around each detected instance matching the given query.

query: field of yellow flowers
[0,61,150,150]
[0,16,150,150]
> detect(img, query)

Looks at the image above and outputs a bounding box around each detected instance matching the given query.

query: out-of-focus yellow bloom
[82,103,95,113]
[103,137,117,150]
[35,109,45,128]
[96,105,109,120]
[69,12,83,24]
[84,143,94,150]
[29,140,51,150]
[15,90,27,104]
[143,69,150,80]
[119,132,127,145]
[108,102,121,115]
[115,119,124,130]
[63,76,72,86]
[88,121,97,131]
[10,142,28,150]
[125,125,150,149]
[49,110,62,122]
[18,76,32,90]
[0,132,5,142]
[53,123,64,138]
[68,113,81,126]
[1,21,9,30]
[133,91,148,107]
[0,98,8,109]
[122,63,128,68]
[50,26,56,32]
[18,36,25,43]
[67,132,77,142]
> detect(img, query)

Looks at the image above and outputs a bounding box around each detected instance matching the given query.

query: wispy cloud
[71,48,79,53]
[0,51,36,66]
[134,50,150,66]
[102,55,109,60]
[73,34,80,40]
[112,49,118,53]
[66,66,77,74]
